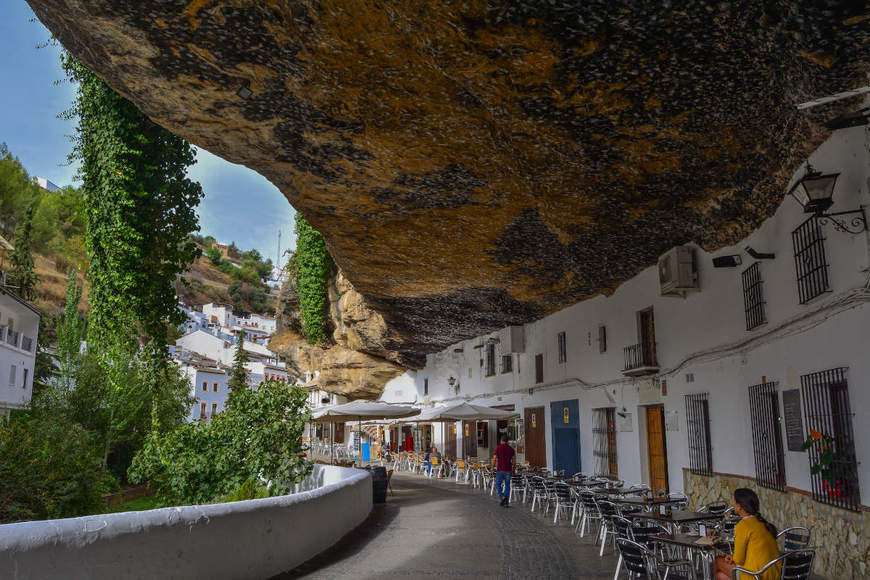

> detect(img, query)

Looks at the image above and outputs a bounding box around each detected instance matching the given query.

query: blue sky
[0,2,296,264]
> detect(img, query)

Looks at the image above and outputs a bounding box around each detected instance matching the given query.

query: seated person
[715,488,781,580]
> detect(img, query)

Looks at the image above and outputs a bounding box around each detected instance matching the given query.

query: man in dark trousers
[492,434,516,507]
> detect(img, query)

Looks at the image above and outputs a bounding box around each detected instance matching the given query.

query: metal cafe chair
[577,491,603,539]
[731,549,815,580]
[551,482,573,524]
[617,538,692,580]
[776,526,811,551]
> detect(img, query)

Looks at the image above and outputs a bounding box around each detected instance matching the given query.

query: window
[742,262,766,330]
[800,367,860,510]
[593,408,618,478]
[485,343,496,377]
[598,325,607,353]
[748,381,785,490]
[535,354,543,384]
[424,378,428,396]
[792,216,830,304]
[500,354,512,374]
[557,331,567,364]
[211,403,218,417]
[202,381,207,392]
[199,402,207,420]
[8,365,16,388]
[213,382,219,392]
[685,392,712,476]
[22,368,28,390]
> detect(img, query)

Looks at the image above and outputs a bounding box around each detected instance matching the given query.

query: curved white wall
[0,465,372,580]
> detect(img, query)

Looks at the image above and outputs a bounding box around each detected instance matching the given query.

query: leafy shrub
[294,214,334,344]
[129,380,312,505]
[0,414,116,522]
[205,246,222,265]
[222,477,274,502]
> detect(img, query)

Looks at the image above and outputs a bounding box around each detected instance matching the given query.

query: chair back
[597,499,618,518]
[777,527,811,551]
[700,501,728,515]
[612,515,632,540]
[554,482,572,500]
[781,549,815,580]
[580,491,600,512]
[616,538,655,577]
[630,523,663,547]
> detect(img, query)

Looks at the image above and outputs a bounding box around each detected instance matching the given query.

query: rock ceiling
[28,1,869,367]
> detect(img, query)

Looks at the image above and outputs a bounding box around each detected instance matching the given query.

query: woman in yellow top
[714,488,781,580]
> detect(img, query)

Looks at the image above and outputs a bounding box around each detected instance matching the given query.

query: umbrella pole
[331,418,335,464]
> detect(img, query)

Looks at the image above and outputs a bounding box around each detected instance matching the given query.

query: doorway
[645,405,669,493]
[524,406,546,467]
[550,399,581,475]
[462,420,478,459]
[444,421,457,460]
[638,308,657,365]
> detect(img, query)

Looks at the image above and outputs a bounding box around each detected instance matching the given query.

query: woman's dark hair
[734,488,777,536]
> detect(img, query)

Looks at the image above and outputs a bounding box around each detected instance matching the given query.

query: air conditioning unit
[658,246,699,296]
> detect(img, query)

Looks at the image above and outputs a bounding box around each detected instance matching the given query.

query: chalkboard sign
[782,389,804,452]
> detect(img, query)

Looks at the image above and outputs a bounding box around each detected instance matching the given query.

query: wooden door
[389,427,398,452]
[524,406,546,467]
[334,422,345,444]
[463,420,478,458]
[444,422,457,460]
[605,408,619,478]
[645,406,669,493]
[638,308,656,365]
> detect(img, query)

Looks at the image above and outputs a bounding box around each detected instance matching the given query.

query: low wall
[0,464,372,580]
[684,470,869,579]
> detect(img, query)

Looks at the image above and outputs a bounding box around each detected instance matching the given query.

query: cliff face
[28,1,869,367]
[272,271,405,400]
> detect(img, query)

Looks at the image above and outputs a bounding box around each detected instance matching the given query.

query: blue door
[550,399,581,475]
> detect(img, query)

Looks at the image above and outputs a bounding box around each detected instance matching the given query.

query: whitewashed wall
[415,125,870,502]
[0,292,39,411]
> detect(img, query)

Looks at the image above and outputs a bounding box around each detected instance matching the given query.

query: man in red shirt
[492,434,516,507]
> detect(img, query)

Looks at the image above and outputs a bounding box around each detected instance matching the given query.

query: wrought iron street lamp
[788,165,867,234]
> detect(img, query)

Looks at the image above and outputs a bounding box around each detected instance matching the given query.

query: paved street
[276,472,619,579]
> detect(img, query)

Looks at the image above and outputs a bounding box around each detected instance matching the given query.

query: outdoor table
[628,509,719,534]
[610,496,685,511]
[651,533,729,580]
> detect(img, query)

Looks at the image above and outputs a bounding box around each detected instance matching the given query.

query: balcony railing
[622,342,659,376]
[6,329,20,348]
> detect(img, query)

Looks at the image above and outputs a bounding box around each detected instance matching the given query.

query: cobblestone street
[277,472,619,579]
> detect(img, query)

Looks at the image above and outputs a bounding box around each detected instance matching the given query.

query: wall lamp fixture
[712,255,743,268]
[788,164,867,234]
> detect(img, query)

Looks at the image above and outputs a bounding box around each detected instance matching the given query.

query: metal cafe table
[650,533,728,580]
[628,509,716,534]
[611,496,685,511]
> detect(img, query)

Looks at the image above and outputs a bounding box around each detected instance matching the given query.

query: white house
[180,360,229,423]
[201,303,237,328]
[0,281,40,419]
[387,125,870,576]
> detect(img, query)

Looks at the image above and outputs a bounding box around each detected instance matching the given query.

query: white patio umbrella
[313,401,420,463]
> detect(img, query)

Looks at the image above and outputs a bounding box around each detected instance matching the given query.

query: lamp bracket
[816,208,867,235]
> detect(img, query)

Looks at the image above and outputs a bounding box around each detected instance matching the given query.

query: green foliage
[129,380,312,505]
[205,246,222,265]
[294,214,334,344]
[61,53,203,352]
[222,477,274,502]
[56,269,85,391]
[0,413,115,523]
[227,334,250,398]
[8,202,38,300]
[0,143,42,237]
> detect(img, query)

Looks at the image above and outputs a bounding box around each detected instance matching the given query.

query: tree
[56,269,85,391]
[205,246,222,265]
[129,380,312,505]
[227,332,249,398]
[294,214,334,344]
[8,202,37,300]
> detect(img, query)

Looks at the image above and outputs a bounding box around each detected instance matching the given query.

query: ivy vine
[294,214,334,344]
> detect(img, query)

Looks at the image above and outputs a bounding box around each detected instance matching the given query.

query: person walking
[492,434,516,507]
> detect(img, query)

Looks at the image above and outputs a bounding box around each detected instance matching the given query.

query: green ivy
[294,214,334,344]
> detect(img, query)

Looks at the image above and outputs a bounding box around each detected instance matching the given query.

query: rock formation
[28,1,869,367]
[272,271,405,400]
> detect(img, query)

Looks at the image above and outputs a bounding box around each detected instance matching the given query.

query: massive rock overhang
[28,1,869,367]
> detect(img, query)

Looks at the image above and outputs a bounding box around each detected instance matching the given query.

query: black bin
[370,466,387,504]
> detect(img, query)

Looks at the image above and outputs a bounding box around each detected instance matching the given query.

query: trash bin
[370,466,387,504]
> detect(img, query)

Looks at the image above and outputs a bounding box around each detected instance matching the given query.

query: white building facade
[182,364,229,423]
[396,126,870,576]
[0,288,40,418]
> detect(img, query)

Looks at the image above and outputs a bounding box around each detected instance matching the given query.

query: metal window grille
[500,354,512,374]
[485,343,496,377]
[685,393,713,476]
[557,331,567,363]
[741,262,766,330]
[592,408,618,478]
[424,378,428,396]
[800,368,860,511]
[792,216,830,304]
[748,381,786,490]
[598,325,607,353]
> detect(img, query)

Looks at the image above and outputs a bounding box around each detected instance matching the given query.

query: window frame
[484,343,496,377]
[684,392,713,476]
[592,407,618,479]
[557,331,567,364]
[500,354,512,374]
[792,216,830,304]
[741,262,767,330]
[748,381,786,490]
[534,354,543,384]
[201,380,207,392]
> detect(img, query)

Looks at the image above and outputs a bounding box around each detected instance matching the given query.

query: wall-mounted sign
[563,407,570,424]
[531,413,537,428]
[453,424,457,434]
[618,412,633,432]
[783,389,804,452]
[665,409,679,432]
